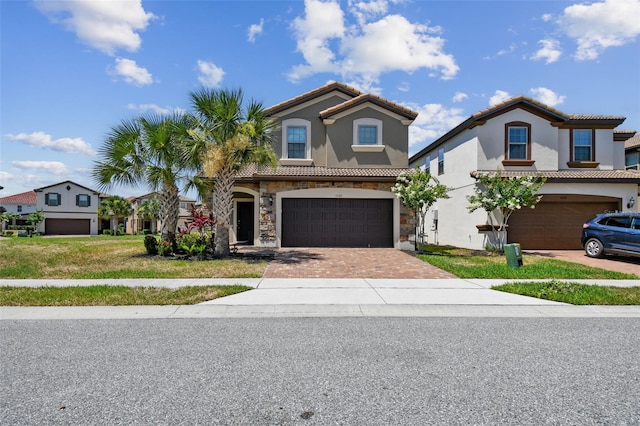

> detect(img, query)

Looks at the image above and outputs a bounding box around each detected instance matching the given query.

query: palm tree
[93,113,206,244]
[98,196,133,235]
[1,211,20,231]
[189,88,278,256]
[137,198,160,234]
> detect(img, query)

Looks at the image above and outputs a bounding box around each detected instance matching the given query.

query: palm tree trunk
[213,165,235,257]
[159,184,180,245]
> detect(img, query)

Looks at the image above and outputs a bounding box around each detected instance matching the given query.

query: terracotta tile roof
[236,164,408,180]
[471,169,640,183]
[319,93,418,121]
[265,81,362,116]
[0,191,37,205]
[625,133,640,150]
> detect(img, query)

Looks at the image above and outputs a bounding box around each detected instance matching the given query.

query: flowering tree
[392,167,450,250]
[467,171,546,250]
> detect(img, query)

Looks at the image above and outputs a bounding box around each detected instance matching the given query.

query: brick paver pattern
[263,248,457,279]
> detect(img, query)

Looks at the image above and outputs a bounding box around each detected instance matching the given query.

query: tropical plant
[26,210,46,235]
[391,166,450,250]
[188,88,278,256]
[93,113,208,246]
[467,170,546,250]
[97,196,133,235]
[137,198,160,234]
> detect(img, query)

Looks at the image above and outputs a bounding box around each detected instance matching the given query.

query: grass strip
[0,285,251,306]
[493,281,640,305]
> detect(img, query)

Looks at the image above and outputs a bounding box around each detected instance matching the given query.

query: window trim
[568,128,599,168]
[437,147,445,175]
[76,194,91,208]
[352,118,385,152]
[424,154,431,175]
[503,121,535,166]
[45,192,61,206]
[281,118,311,161]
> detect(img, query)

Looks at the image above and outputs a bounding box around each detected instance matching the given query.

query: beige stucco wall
[35,182,99,235]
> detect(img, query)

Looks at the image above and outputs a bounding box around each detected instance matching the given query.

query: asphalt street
[2,317,639,425]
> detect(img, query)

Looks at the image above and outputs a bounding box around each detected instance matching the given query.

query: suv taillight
[583,223,590,229]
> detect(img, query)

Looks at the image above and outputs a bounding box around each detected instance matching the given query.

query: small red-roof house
[0,191,37,216]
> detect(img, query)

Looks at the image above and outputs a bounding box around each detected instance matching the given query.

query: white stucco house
[34,180,102,235]
[409,96,640,250]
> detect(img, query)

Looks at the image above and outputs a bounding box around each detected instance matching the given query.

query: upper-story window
[353,118,382,145]
[572,129,594,161]
[626,151,639,170]
[76,194,91,207]
[17,205,22,213]
[45,193,60,206]
[506,122,530,159]
[282,118,310,159]
[424,154,431,174]
[438,147,445,175]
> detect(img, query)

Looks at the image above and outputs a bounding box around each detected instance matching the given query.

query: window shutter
[87,196,91,207]
[58,193,61,205]
[45,193,49,205]
[76,195,80,206]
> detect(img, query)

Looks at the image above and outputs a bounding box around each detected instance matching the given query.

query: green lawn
[492,281,640,305]
[0,235,267,279]
[417,245,638,280]
[0,285,251,306]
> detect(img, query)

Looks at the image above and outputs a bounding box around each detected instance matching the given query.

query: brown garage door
[282,198,393,247]
[45,218,91,235]
[508,195,620,249]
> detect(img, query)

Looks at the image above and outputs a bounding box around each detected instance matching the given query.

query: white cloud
[11,161,69,175]
[559,0,640,60]
[197,60,225,88]
[531,39,562,64]
[529,87,566,107]
[405,103,466,152]
[4,131,96,156]
[248,18,264,43]
[489,90,511,106]
[452,92,468,103]
[109,58,154,86]
[34,0,155,55]
[127,103,186,115]
[289,0,458,88]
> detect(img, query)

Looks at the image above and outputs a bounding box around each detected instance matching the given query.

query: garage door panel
[508,199,619,249]
[45,218,90,235]
[282,198,393,247]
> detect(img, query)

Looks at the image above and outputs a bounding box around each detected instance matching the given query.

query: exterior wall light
[628,196,636,209]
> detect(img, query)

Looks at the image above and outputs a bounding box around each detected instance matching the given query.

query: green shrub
[157,240,173,256]
[142,229,151,235]
[103,229,113,235]
[2,231,16,237]
[144,235,159,255]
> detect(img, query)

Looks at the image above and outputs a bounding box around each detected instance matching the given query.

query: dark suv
[581,212,640,258]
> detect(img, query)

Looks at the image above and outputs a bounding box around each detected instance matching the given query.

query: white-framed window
[45,193,60,206]
[572,129,594,162]
[353,118,382,145]
[507,125,529,159]
[17,205,22,213]
[626,151,639,170]
[424,155,431,174]
[76,194,91,207]
[282,118,310,159]
[438,147,445,175]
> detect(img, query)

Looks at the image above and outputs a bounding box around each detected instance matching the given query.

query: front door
[236,202,254,244]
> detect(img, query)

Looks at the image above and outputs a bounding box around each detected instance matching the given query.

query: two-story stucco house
[125,192,197,235]
[225,82,417,248]
[409,96,640,250]
[34,180,102,235]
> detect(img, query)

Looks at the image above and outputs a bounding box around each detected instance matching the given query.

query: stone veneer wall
[236,180,413,247]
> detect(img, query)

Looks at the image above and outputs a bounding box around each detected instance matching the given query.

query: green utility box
[504,243,523,268]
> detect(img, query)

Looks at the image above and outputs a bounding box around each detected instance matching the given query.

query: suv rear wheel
[584,238,605,258]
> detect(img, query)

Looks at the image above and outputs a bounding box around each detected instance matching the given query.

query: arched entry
[232,187,259,245]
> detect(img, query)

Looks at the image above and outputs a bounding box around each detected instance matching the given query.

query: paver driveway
[263,248,457,279]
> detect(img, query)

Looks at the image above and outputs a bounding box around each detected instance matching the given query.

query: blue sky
[1,0,639,198]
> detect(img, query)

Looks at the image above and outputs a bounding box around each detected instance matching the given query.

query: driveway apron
[263,248,457,279]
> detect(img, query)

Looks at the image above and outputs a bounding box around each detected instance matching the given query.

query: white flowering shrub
[392,166,450,249]
[467,170,546,250]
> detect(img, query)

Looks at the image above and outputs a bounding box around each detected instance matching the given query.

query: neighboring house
[624,133,640,211]
[125,192,197,234]
[0,190,37,221]
[34,180,102,235]
[409,96,640,250]
[223,81,417,248]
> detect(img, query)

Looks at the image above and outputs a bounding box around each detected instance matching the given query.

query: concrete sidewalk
[2,278,640,319]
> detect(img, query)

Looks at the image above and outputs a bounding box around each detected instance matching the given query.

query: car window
[602,216,632,228]
[632,218,640,230]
